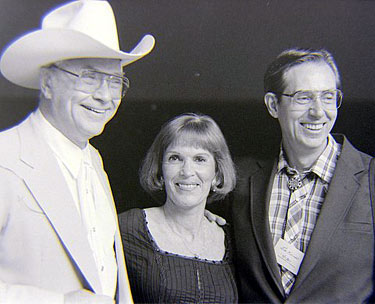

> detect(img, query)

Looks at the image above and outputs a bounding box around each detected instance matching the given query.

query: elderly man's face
[41,58,123,148]
[276,62,338,158]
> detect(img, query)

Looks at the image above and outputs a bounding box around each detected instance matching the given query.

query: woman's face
[162,142,216,210]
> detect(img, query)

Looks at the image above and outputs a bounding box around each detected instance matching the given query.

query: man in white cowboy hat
[0,0,154,303]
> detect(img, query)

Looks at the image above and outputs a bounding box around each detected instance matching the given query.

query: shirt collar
[277,134,341,183]
[31,109,90,179]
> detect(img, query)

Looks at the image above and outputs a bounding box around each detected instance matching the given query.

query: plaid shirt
[268,134,341,294]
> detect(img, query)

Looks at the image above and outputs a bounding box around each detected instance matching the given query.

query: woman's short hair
[264,48,342,95]
[139,113,236,202]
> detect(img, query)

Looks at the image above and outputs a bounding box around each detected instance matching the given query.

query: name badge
[275,238,304,275]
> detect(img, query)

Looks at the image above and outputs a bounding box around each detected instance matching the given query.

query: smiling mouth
[82,105,107,114]
[301,123,325,131]
[176,183,200,190]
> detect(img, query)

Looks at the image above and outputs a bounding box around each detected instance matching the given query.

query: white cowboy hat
[0,0,155,89]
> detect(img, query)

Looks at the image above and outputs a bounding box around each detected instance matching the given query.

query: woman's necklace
[163,208,207,258]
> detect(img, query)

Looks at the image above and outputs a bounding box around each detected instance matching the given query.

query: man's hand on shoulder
[204,209,226,226]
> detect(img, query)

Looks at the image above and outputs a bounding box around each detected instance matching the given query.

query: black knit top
[119,208,238,304]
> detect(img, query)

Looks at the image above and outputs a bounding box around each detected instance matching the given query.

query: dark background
[0,0,374,213]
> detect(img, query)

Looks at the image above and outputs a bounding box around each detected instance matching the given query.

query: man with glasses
[229,48,374,302]
[0,1,154,303]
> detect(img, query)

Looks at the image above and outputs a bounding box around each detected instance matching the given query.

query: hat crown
[42,0,120,51]
[0,0,155,89]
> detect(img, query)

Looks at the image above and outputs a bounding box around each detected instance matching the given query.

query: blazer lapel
[89,146,134,303]
[89,147,116,219]
[114,224,133,304]
[16,119,102,294]
[291,137,364,294]
[250,159,285,296]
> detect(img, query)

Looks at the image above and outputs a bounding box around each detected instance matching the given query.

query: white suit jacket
[0,114,133,304]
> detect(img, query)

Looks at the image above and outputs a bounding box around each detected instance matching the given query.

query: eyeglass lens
[292,90,341,108]
[77,71,129,99]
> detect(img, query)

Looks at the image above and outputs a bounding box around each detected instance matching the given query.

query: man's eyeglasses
[51,64,130,100]
[279,89,343,109]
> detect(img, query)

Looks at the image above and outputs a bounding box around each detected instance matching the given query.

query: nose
[92,79,112,102]
[180,159,194,176]
[308,97,325,118]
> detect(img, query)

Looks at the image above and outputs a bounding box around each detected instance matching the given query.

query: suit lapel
[16,118,102,294]
[90,147,116,219]
[114,224,133,304]
[250,159,285,296]
[291,137,364,294]
[89,147,134,303]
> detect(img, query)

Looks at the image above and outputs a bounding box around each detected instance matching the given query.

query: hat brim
[0,29,155,89]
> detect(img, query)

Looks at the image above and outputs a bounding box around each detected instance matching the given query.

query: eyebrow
[165,150,211,156]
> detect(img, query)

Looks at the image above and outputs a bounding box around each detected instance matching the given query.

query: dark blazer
[228,134,374,303]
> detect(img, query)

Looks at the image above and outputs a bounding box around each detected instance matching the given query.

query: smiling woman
[162,144,217,214]
[118,113,238,303]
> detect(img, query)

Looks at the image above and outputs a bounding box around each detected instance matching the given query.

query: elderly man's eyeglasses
[51,65,130,100]
[280,89,343,109]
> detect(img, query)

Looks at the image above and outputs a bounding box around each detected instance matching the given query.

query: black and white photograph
[0,0,374,303]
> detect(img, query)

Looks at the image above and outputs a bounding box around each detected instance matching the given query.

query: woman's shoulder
[118,208,145,233]
[118,207,143,219]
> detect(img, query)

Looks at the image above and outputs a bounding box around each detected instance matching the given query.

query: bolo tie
[285,167,307,191]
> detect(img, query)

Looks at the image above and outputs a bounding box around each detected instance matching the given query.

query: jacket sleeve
[0,168,65,304]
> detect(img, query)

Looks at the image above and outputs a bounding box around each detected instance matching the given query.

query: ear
[211,174,221,189]
[264,92,279,119]
[212,177,217,188]
[40,68,53,100]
